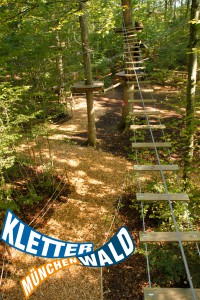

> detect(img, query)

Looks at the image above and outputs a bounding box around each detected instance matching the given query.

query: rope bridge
[111,21,200,300]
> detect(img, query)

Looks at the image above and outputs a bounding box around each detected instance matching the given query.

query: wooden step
[144,288,200,300]
[134,165,179,171]
[139,231,200,242]
[116,71,147,78]
[124,34,137,37]
[136,193,189,201]
[127,80,151,84]
[129,110,160,116]
[130,125,166,130]
[124,42,138,45]
[124,51,141,54]
[128,99,157,103]
[125,61,145,64]
[125,73,147,77]
[124,50,141,53]
[125,55,143,59]
[128,88,153,93]
[135,88,154,92]
[125,67,146,71]
[132,142,171,148]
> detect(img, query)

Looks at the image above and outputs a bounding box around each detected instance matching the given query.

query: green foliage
[150,243,185,286]
[0,82,33,169]
[147,242,200,288]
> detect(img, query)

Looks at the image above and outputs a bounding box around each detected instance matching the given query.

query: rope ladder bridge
[115,23,200,300]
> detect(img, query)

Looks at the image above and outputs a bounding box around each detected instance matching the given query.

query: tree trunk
[56,31,64,103]
[183,0,199,188]
[79,1,96,146]
[186,0,191,17]
[119,0,133,130]
[121,0,133,27]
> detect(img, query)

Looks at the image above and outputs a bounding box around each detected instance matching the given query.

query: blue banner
[0,210,135,267]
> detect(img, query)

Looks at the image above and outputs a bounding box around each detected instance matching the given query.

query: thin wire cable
[100,171,130,300]
[133,129,152,287]
[133,66,198,300]
[0,246,6,287]
[29,172,69,227]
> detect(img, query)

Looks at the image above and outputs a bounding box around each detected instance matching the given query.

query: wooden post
[183,0,199,187]
[118,0,134,130]
[79,1,96,146]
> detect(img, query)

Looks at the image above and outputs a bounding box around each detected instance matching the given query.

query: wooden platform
[129,110,160,116]
[136,193,189,201]
[134,165,179,171]
[72,81,104,93]
[132,142,171,148]
[139,231,200,242]
[144,288,200,300]
[130,125,166,130]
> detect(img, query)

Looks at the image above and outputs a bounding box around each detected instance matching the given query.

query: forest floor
[1,82,200,300]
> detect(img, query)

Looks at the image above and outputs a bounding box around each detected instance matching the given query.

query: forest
[0,0,199,299]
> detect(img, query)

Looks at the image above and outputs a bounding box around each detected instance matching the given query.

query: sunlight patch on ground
[68,159,80,168]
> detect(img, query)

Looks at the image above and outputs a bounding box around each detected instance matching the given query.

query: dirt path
[2,92,134,300]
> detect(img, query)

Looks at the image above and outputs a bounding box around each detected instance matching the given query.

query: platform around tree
[72,81,104,93]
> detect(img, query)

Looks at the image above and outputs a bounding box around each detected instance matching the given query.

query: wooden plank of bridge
[126,61,145,64]
[125,67,146,71]
[139,231,200,242]
[129,110,160,116]
[122,73,147,77]
[128,99,157,103]
[124,34,137,37]
[127,80,151,84]
[125,55,143,59]
[124,50,141,53]
[132,142,171,148]
[130,125,166,130]
[134,88,154,92]
[134,165,179,171]
[144,288,200,300]
[136,193,189,201]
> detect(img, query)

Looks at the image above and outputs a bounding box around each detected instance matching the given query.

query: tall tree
[79,1,96,146]
[118,0,134,130]
[183,0,199,187]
